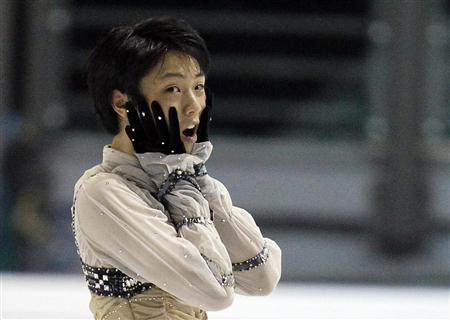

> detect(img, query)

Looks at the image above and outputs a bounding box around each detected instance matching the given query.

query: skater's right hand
[124,96,186,155]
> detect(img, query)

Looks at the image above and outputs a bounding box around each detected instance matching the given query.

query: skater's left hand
[196,87,213,143]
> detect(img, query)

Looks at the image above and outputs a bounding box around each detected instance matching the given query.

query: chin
[184,143,193,154]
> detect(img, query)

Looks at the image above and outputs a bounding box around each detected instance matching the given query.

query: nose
[182,91,203,119]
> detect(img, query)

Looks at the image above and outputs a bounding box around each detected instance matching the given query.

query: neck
[111,130,135,155]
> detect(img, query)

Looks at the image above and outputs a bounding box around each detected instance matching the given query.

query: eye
[195,84,205,91]
[166,86,180,93]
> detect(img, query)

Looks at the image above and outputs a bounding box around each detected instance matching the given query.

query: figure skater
[72,16,282,320]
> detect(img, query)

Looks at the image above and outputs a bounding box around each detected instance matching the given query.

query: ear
[111,89,129,121]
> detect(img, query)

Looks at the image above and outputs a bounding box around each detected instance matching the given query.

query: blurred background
[0,0,449,318]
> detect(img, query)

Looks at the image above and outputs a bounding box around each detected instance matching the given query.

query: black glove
[196,88,213,143]
[124,96,185,154]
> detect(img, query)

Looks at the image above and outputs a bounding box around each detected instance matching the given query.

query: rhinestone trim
[201,254,235,288]
[193,163,208,177]
[82,261,154,298]
[232,243,269,272]
[157,168,202,202]
[175,215,213,231]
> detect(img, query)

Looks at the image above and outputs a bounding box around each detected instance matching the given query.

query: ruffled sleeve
[197,176,282,295]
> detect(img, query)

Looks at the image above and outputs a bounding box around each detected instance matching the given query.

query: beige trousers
[89,287,208,320]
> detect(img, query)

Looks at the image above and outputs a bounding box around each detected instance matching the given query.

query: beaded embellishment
[193,163,208,177]
[201,254,235,288]
[175,215,213,231]
[232,243,269,272]
[82,262,154,298]
[157,168,202,201]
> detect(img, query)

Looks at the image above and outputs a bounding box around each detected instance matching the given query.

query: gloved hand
[125,96,185,154]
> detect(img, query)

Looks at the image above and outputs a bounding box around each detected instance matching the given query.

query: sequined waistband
[82,261,155,299]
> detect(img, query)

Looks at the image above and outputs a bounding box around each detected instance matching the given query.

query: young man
[72,16,282,319]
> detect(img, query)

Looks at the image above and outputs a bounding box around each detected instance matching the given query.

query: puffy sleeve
[73,173,234,311]
[198,176,282,295]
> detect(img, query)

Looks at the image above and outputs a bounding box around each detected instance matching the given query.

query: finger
[197,106,209,142]
[125,125,146,153]
[197,88,213,142]
[168,107,185,154]
[133,97,158,144]
[124,101,143,133]
[205,87,213,112]
[150,101,170,150]
[125,101,149,152]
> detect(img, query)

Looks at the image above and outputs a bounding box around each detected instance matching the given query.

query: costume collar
[101,145,140,171]
[99,142,213,193]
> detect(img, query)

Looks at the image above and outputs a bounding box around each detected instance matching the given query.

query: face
[138,51,206,153]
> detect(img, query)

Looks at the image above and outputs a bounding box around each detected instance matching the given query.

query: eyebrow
[158,71,204,79]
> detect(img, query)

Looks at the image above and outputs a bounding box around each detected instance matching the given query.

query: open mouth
[181,125,198,144]
[182,126,197,137]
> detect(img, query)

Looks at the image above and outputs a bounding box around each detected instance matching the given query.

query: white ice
[1,273,448,319]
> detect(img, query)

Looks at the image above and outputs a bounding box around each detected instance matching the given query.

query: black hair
[87,16,210,134]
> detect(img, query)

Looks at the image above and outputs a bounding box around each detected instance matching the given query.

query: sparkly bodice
[82,261,155,299]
